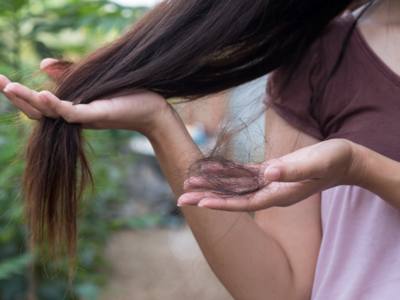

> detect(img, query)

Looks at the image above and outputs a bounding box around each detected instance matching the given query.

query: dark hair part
[24,0,364,266]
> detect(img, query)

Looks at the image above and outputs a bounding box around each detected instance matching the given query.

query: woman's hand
[179,139,366,211]
[0,59,171,136]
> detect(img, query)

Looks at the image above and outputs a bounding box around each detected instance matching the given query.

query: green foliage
[0,114,30,300]
[0,1,149,299]
[0,114,141,299]
[0,0,147,83]
[0,254,32,280]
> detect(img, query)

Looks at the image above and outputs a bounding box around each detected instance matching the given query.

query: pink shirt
[264,11,400,299]
[313,186,400,299]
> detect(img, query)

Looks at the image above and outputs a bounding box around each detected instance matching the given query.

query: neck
[359,0,400,25]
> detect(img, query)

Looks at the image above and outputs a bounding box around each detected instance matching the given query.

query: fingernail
[3,83,13,93]
[177,194,193,206]
[265,168,280,181]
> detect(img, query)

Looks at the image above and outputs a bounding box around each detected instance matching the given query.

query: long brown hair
[23,0,362,265]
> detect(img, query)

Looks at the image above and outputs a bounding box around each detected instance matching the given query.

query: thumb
[40,58,71,80]
[264,158,321,183]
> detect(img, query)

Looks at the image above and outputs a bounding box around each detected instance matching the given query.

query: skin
[1,0,400,298]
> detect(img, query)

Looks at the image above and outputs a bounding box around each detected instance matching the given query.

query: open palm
[179,139,361,211]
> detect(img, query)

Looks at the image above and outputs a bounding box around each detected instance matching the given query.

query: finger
[1,79,43,120]
[40,58,70,80]
[178,191,228,206]
[37,91,77,121]
[184,177,213,189]
[201,162,261,177]
[264,157,325,183]
[4,83,60,119]
[178,191,256,212]
[250,181,319,208]
[39,91,108,124]
[184,176,238,190]
[194,187,278,211]
[197,196,254,212]
[0,75,11,89]
[196,180,324,212]
[184,176,267,192]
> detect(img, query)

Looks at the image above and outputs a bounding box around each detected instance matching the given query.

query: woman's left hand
[179,139,367,211]
[0,72,171,136]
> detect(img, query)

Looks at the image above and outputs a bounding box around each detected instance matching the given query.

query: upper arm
[255,107,322,296]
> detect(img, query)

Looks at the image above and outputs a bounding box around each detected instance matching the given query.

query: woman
[1,0,400,298]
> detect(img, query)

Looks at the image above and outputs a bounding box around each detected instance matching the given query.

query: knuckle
[53,101,79,124]
[248,196,262,211]
[26,114,38,121]
[291,166,303,180]
[51,100,60,113]
[322,161,332,173]
[43,112,57,119]
[64,113,76,123]
[51,101,66,119]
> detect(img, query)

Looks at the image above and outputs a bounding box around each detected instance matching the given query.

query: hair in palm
[23,0,369,269]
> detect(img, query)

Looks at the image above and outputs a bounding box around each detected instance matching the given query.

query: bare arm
[0,72,322,300]
[147,106,321,300]
[255,108,321,297]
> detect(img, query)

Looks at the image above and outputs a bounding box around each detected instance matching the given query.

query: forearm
[146,107,302,300]
[353,143,400,211]
[0,75,309,297]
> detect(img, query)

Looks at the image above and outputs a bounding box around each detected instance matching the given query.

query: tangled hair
[23,0,367,266]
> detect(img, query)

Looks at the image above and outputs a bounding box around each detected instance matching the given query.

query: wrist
[344,140,370,187]
[349,141,400,210]
[145,104,188,143]
[143,102,202,195]
[142,104,177,139]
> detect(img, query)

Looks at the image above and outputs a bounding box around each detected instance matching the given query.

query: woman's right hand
[0,59,173,136]
[179,139,363,211]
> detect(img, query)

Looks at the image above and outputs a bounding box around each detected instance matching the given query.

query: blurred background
[0,0,266,299]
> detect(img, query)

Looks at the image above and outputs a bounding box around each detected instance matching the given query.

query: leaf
[0,253,32,279]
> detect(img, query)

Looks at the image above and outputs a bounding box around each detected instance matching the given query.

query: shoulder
[271,10,356,87]
[293,10,355,79]
[326,10,355,33]
[318,10,355,55]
